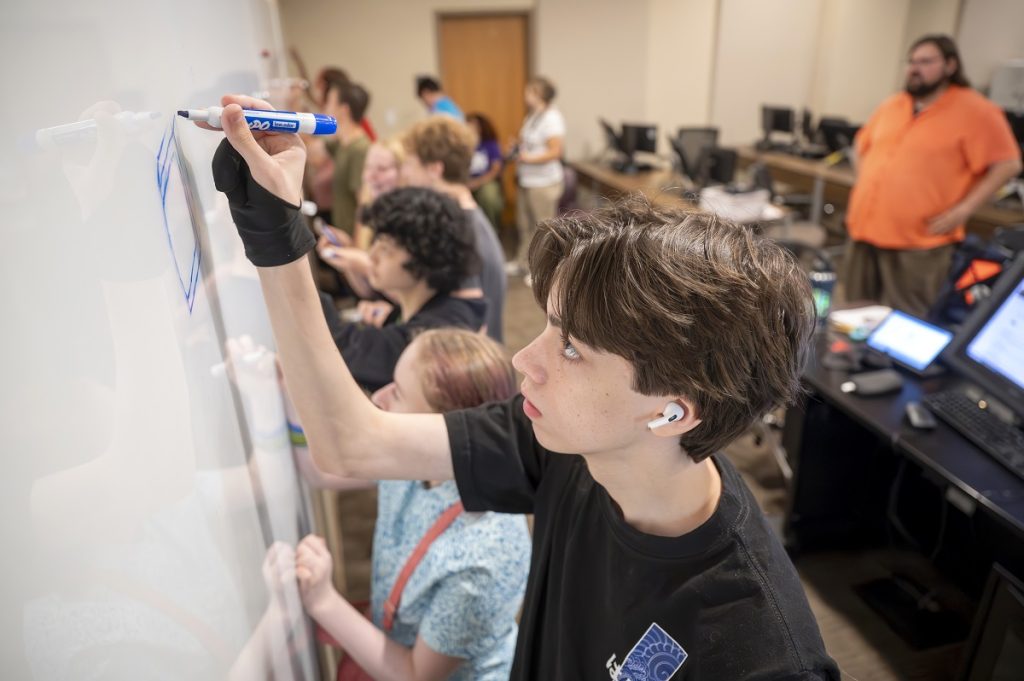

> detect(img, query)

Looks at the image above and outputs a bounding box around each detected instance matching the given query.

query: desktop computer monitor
[942,253,1024,419]
[620,124,658,156]
[599,118,622,153]
[1006,110,1024,178]
[801,108,815,141]
[706,147,738,185]
[758,105,795,150]
[958,564,1024,681]
[819,119,860,153]
[762,105,795,135]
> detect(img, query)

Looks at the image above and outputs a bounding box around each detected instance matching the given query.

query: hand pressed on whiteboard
[263,541,298,606]
[295,534,337,616]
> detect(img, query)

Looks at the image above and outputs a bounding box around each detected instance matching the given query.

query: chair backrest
[706,147,738,185]
[928,233,1015,325]
[749,162,774,195]
[672,127,719,182]
[558,163,578,214]
[994,224,1024,254]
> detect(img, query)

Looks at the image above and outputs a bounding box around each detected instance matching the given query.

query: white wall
[903,0,961,51]
[540,0,719,160]
[644,0,719,140]
[809,0,910,124]
[279,0,534,137]
[535,0,650,158]
[958,0,1024,90]
[710,0,823,145]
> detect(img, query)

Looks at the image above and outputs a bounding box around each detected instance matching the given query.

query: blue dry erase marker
[178,107,337,135]
[313,216,343,247]
[322,228,342,247]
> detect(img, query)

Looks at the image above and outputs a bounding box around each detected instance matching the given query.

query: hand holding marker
[310,216,348,259]
[177,107,337,135]
[319,223,343,259]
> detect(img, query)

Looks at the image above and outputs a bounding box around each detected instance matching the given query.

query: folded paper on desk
[829,305,892,335]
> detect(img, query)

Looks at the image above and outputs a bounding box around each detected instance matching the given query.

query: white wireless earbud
[647,403,686,430]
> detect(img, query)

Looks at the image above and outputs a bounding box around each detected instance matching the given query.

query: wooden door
[438,13,529,232]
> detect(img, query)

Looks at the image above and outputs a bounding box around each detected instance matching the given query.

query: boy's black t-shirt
[445,396,840,681]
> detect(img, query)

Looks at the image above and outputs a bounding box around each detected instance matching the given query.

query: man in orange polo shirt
[844,34,1022,317]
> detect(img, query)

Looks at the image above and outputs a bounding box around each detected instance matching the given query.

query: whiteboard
[0,1,319,678]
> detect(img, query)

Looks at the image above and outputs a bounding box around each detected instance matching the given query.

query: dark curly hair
[362,187,479,294]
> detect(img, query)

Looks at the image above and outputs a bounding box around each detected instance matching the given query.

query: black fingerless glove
[212,138,315,267]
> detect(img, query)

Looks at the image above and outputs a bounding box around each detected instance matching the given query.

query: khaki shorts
[841,241,956,318]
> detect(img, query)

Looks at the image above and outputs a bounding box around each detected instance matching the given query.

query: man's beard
[905,74,950,98]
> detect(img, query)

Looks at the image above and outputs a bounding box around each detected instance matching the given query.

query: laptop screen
[866,310,954,371]
[966,275,1024,393]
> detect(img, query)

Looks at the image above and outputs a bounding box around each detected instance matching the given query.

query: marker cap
[313,114,337,135]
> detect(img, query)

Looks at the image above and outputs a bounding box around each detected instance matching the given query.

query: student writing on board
[200,94,838,681]
[296,329,530,681]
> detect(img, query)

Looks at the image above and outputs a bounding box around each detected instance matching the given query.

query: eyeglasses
[907,57,943,68]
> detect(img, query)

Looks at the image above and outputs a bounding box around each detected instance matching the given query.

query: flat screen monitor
[706,147,737,185]
[1006,110,1024,178]
[943,253,1024,419]
[761,105,795,135]
[801,108,815,140]
[599,118,621,152]
[990,60,1024,113]
[959,564,1024,681]
[820,119,860,153]
[620,124,657,155]
[866,310,954,372]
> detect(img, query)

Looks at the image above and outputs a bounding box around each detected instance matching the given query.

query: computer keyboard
[610,160,657,174]
[923,389,1024,481]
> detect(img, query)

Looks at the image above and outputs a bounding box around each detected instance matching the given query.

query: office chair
[994,224,1024,254]
[749,240,835,489]
[749,163,827,249]
[671,127,719,184]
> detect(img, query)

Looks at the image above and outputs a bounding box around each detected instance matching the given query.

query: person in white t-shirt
[509,77,565,279]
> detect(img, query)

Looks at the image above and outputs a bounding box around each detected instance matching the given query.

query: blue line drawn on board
[156,118,202,314]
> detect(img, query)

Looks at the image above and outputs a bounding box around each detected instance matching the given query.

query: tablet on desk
[865,310,954,375]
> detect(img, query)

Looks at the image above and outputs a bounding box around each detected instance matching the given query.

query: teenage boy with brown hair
[400,116,507,343]
[203,94,839,681]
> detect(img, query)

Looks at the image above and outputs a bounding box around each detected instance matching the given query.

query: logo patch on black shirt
[616,623,687,680]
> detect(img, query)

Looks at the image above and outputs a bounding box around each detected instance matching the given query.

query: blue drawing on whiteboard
[156,120,201,313]
[617,623,687,681]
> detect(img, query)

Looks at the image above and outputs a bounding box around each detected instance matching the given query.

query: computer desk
[569,159,693,210]
[782,331,1024,589]
[736,146,1023,238]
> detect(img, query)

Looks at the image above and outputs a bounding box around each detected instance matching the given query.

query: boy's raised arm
[207,94,454,482]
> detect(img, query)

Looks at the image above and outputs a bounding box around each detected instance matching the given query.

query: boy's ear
[426,160,445,180]
[648,398,701,438]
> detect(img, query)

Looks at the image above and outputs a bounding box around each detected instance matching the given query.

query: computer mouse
[905,401,937,429]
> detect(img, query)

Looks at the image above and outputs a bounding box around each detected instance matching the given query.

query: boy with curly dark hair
[319,186,483,391]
